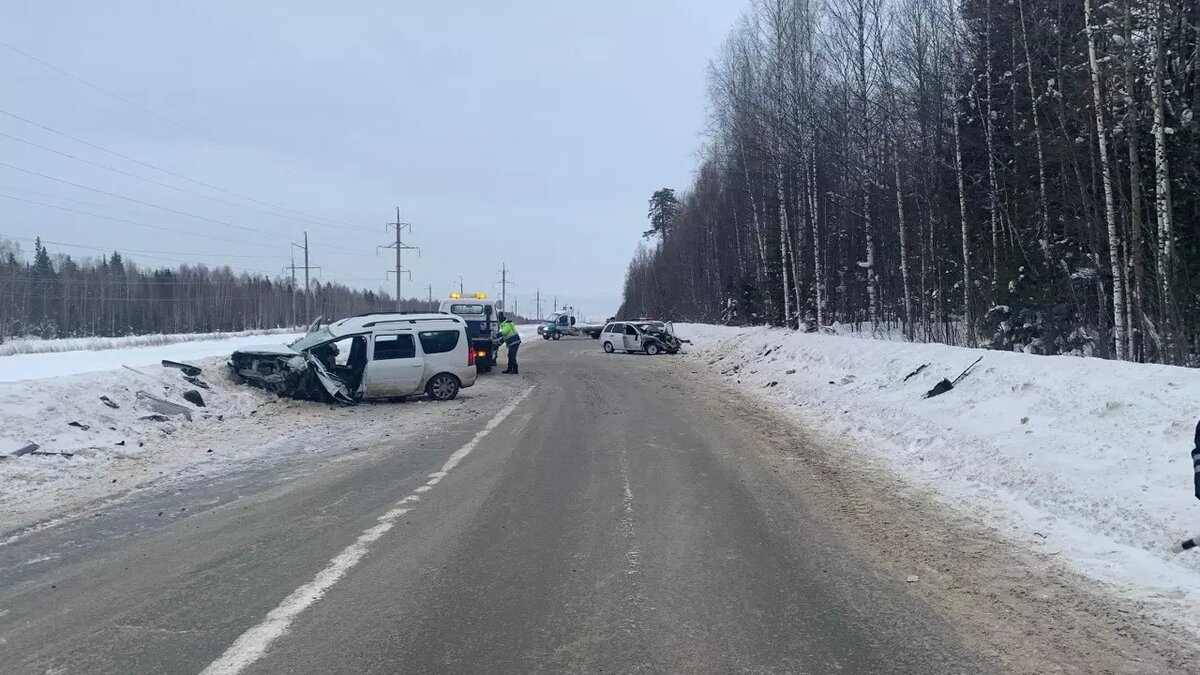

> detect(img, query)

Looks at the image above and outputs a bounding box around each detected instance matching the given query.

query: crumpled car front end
[227,344,355,404]
[640,323,690,354]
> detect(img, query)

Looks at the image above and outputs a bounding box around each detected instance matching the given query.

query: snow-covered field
[0,328,297,358]
[0,329,527,536]
[0,332,302,382]
[677,323,1200,637]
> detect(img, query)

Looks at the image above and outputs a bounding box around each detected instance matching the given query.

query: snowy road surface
[0,338,1191,673]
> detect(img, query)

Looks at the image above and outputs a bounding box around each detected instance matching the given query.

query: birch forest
[619,0,1199,363]
[0,237,411,339]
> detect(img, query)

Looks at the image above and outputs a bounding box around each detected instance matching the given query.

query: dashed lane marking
[199,385,536,675]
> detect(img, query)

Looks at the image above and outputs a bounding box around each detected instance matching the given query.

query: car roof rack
[353,311,450,317]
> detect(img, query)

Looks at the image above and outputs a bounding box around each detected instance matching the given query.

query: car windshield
[289,326,335,352]
[636,322,664,331]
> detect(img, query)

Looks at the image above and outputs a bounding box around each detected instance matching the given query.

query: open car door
[305,354,356,404]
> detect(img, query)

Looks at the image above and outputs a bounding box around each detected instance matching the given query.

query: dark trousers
[505,341,520,372]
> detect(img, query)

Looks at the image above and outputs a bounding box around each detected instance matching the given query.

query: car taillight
[468,348,476,366]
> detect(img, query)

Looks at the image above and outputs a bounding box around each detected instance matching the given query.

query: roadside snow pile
[679,324,1200,630]
[0,332,507,536]
[0,327,297,357]
[0,333,300,382]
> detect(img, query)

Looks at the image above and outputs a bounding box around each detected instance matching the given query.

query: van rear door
[363,332,424,397]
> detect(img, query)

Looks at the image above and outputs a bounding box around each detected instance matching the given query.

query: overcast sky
[0,0,741,320]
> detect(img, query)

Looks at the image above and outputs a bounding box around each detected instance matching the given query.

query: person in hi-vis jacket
[495,314,521,374]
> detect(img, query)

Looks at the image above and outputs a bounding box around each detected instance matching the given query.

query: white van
[230,313,478,402]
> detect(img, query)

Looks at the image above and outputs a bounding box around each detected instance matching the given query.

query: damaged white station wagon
[228,313,478,404]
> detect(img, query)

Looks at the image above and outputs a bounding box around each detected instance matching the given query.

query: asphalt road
[0,338,997,674]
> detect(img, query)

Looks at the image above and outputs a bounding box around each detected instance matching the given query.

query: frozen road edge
[199,385,537,675]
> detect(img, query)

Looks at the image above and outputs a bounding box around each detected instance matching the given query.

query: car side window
[418,330,460,354]
[625,325,638,336]
[609,323,623,333]
[374,334,416,360]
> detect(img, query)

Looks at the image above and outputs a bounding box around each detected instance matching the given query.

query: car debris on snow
[183,375,210,390]
[903,363,929,382]
[161,360,203,377]
[923,356,983,399]
[99,395,120,409]
[136,391,194,421]
[182,390,206,408]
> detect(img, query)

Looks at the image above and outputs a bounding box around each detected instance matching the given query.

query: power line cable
[0,40,245,152]
[0,192,279,249]
[0,232,270,259]
[0,131,372,235]
[0,159,297,240]
[0,161,369,254]
[0,106,375,232]
[0,38,331,193]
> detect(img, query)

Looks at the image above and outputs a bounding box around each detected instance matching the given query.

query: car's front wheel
[552,333,562,340]
[645,342,661,356]
[603,341,615,353]
[426,373,460,401]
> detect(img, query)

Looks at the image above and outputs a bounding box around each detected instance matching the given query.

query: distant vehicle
[599,320,688,355]
[228,313,477,402]
[537,307,603,340]
[438,293,501,372]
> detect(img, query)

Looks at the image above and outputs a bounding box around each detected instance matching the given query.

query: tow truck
[437,292,500,372]
[537,306,604,340]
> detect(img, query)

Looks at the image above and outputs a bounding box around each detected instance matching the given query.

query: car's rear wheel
[603,341,615,353]
[426,373,460,401]
[645,342,661,356]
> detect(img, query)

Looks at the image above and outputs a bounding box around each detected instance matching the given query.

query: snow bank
[0,328,297,358]
[678,324,1200,633]
[0,348,513,536]
[0,333,301,382]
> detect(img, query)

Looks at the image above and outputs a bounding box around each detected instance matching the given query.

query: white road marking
[199,385,536,675]
[618,444,640,575]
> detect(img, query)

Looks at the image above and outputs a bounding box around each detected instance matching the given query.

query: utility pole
[536,288,542,320]
[380,207,418,311]
[496,263,515,312]
[283,254,297,327]
[459,276,464,295]
[427,283,433,309]
[290,234,320,323]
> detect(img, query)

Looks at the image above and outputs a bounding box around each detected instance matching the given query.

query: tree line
[619,0,1198,364]
[0,237,435,339]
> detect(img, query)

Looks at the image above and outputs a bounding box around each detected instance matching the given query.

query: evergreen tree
[644,188,680,241]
